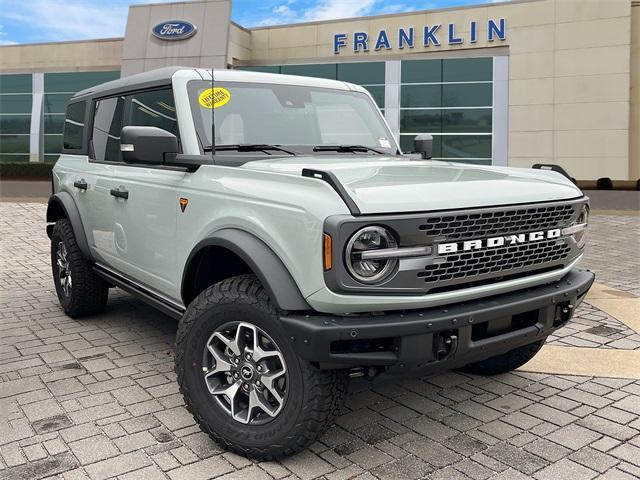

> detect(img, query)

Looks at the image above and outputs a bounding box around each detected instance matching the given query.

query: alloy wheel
[202,321,288,425]
[56,241,72,297]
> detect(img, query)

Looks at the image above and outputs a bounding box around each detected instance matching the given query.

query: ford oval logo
[152,21,197,41]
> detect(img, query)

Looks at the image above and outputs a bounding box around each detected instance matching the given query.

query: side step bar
[93,265,185,320]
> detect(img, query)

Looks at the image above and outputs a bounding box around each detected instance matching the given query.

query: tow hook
[554,302,574,327]
[434,332,458,361]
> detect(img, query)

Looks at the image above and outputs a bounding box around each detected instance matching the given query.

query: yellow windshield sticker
[198,87,231,109]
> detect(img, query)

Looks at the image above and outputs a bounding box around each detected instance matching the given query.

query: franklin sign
[152,21,197,41]
[333,18,506,54]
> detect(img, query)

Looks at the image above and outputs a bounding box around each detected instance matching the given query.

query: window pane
[0,74,32,94]
[401,59,442,83]
[0,95,32,114]
[128,89,178,137]
[443,58,493,82]
[92,96,125,162]
[0,135,30,153]
[337,62,385,84]
[44,115,66,134]
[63,102,86,150]
[235,66,281,74]
[401,84,441,108]
[44,135,63,154]
[45,154,60,163]
[363,85,385,108]
[400,110,443,133]
[0,153,30,162]
[280,64,337,80]
[0,115,31,134]
[442,108,492,133]
[44,93,73,114]
[443,83,492,107]
[45,71,120,93]
[441,135,492,159]
[400,134,442,157]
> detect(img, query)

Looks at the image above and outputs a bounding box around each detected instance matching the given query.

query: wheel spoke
[248,389,277,418]
[254,345,283,363]
[206,344,233,373]
[260,371,285,405]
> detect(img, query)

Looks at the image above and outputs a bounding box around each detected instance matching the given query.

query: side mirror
[413,134,433,160]
[120,126,178,165]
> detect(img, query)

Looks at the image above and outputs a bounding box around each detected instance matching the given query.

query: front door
[110,88,184,301]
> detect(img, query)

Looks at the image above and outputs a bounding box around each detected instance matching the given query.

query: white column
[384,60,401,144]
[492,56,509,167]
[29,73,44,163]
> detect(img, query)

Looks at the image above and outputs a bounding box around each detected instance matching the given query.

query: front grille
[418,238,572,287]
[324,198,585,296]
[418,203,575,242]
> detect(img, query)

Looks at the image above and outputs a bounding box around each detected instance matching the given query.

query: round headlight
[346,226,398,284]
[573,205,589,248]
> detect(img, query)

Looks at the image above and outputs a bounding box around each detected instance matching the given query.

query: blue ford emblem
[152,21,197,41]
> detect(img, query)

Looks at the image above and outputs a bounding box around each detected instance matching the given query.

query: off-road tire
[51,218,108,317]
[459,340,545,376]
[175,274,348,460]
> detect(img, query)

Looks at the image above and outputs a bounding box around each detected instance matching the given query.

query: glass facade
[43,71,120,162]
[399,57,493,164]
[1,60,493,165]
[236,62,386,110]
[0,71,119,163]
[0,74,32,162]
[238,57,494,165]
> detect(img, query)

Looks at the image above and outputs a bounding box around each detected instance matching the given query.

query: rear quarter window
[62,101,86,152]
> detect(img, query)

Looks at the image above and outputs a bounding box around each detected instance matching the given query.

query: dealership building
[0,0,638,181]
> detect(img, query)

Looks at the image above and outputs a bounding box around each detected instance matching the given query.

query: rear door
[110,87,185,299]
[82,95,126,265]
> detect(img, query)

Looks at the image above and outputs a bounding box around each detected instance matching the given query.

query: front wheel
[458,340,545,376]
[175,275,348,460]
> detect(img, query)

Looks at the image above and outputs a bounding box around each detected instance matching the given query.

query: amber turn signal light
[323,234,332,271]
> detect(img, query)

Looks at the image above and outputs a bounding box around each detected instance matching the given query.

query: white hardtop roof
[190,68,368,94]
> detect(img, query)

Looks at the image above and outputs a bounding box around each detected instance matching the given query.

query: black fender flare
[46,192,94,261]
[182,229,310,311]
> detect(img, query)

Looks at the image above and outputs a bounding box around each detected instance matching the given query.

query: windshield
[187,80,397,155]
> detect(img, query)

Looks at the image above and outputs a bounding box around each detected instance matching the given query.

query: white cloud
[302,0,378,21]
[273,5,292,14]
[0,0,175,43]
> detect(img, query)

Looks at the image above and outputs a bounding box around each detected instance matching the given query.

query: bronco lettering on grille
[437,229,561,255]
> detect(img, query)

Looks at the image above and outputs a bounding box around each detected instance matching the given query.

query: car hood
[240,156,584,214]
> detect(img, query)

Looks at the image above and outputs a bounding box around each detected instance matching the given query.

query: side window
[92,96,125,162]
[62,101,86,151]
[127,89,179,139]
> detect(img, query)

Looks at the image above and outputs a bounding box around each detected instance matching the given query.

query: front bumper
[280,268,595,376]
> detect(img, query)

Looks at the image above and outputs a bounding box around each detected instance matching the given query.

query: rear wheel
[51,219,108,317]
[459,340,545,375]
[175,274,348,460]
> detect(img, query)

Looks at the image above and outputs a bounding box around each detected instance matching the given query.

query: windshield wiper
[313,145,386,154]
[204,144,297,155]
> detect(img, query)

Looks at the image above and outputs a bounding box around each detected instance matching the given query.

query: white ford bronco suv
[47,66,594,459]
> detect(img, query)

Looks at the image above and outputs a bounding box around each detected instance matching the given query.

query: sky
[0,0,504,46]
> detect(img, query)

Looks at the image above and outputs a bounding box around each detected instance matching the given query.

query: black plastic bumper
[280,268,595,376]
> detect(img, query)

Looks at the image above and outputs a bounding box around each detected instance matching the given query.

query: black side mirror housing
[120,126,179,165]
[413,134,433,160]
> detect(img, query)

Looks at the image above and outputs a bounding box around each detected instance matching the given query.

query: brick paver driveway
[1,203,639,480]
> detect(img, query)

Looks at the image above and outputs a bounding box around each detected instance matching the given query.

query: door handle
[73,179,88,190]
[110,187,129,200]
